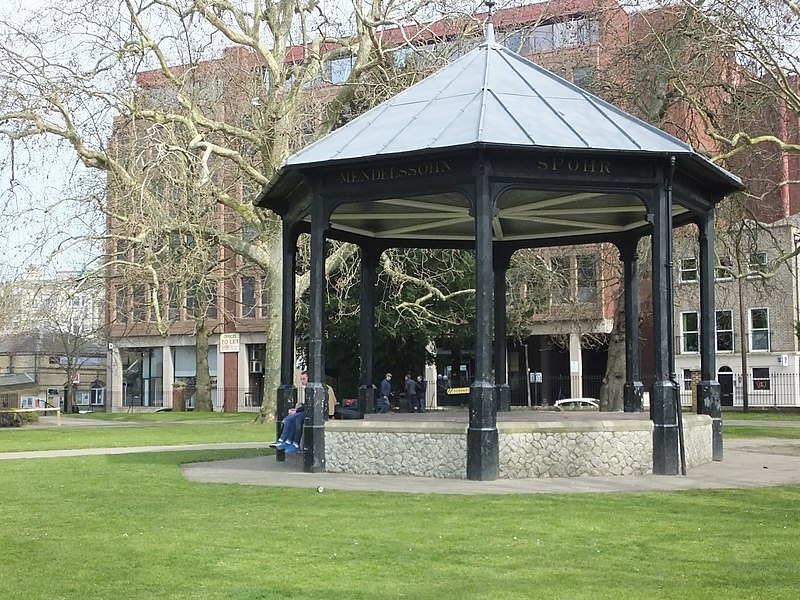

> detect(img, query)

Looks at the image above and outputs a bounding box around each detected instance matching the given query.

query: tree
[0,0,458,419]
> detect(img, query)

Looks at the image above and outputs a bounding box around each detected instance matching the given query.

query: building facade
[0,269,106,411]
[674,218,800,407]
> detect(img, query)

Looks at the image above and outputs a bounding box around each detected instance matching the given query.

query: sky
[0,0,102,278]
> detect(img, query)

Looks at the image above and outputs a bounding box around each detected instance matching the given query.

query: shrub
[0,410,39,427]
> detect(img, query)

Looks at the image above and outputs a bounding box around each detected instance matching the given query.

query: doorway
[718,366,734,407]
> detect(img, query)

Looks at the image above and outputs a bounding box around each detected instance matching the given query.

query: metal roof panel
[282,27,739,191]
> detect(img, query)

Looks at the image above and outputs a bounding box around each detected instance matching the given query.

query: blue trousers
[280,410,305,444]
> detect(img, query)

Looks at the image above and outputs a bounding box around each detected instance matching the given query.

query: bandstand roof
[258,25,743,246]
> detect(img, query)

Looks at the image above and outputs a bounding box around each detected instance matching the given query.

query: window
[679,258,698,282]
[550,256,570,303]
[749,308,770,351]
[115,287,128,323]
[716,310,734,352]
[530,24,554,51]
[115,239,129,259]
[167,284,179,321]
[241,223,258,242]
[133,284,147,322]
[682,369,693,391]
[715,257,734,280]
[752,367,771,391]
[504,16,599,55]
[681,311,699,353]
[392,46,415,68]
[576,254,597,302]
[206,282,218,320]
[241,276,256,317]
[328,56,353,84]
[260,276,269,318]
[75,391,90,406]
[90,386,105,406]
[748,251,767,274]
[503,29,529,53]
[185,280,198,316]
[553,18,599,47]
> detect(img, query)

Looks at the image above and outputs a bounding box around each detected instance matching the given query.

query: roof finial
[484,0,496,44]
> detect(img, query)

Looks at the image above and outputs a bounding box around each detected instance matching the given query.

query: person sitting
[269,371,308,454]
[270,371,337,454]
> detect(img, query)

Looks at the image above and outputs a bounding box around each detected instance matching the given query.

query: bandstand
[256,18,743,480]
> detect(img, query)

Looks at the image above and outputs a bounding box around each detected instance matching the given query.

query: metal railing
[103,372,800,413]
[509,374,604,407]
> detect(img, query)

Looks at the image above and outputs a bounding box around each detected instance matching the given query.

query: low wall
[325,414,713,479]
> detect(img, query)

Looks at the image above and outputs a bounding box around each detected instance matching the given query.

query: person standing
[404,373,417,413]
[377,373,392,414]
[415,375,427,413]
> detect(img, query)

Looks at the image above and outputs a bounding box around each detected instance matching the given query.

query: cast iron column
[276,221,298,463]
[650,166,680,475]
[619,239,644,412]
[698,208,723,460]
[358,243,380,415]
[468,159,499,481]
[304,194,329,473]
[493,246,512,412]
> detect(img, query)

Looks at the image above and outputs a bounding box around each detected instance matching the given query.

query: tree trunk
[194,316,213,411]
[257,233,282,424]
[599,293,626,412]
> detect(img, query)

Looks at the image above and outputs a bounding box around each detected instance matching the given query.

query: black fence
[508,374,604,407]
[102,371,800,412]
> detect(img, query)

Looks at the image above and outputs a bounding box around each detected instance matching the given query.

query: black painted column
[650,168,680,475]
[493,246,512,412]
[468,159,499,481]
[697,208,723,460]
[304,194,329,473]
[358,244,379,415]
[276,222,298,463]
[619,239,644,412]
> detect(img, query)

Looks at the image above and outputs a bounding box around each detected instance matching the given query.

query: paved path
[179,437,800,495]
[5,416,800,495]
[0,442,272,460]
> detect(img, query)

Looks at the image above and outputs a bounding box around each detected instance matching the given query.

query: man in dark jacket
[415,375,427,412]
[377,373,392,414]
[404,373,417,413]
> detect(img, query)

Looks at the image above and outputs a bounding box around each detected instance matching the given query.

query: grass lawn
[723,410,800,421]
[0,414,273,453]
[1,419,799,598]
[75,411,256,422]
[1,448,798,599]
[724,426,800,439]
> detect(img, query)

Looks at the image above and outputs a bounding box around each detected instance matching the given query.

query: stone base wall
[682,414,714,469]
[326,422,467,478]
[325,415,713,480]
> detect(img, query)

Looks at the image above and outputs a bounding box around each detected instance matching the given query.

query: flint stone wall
[325,414,713,479]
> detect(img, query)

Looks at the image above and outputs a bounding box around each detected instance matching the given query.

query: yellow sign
[446,387,470,395]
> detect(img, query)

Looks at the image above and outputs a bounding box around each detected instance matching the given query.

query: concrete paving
[5,415,800,495]
[179,437,800,495]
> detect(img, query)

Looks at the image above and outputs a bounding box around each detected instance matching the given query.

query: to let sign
[220,333,240,353]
